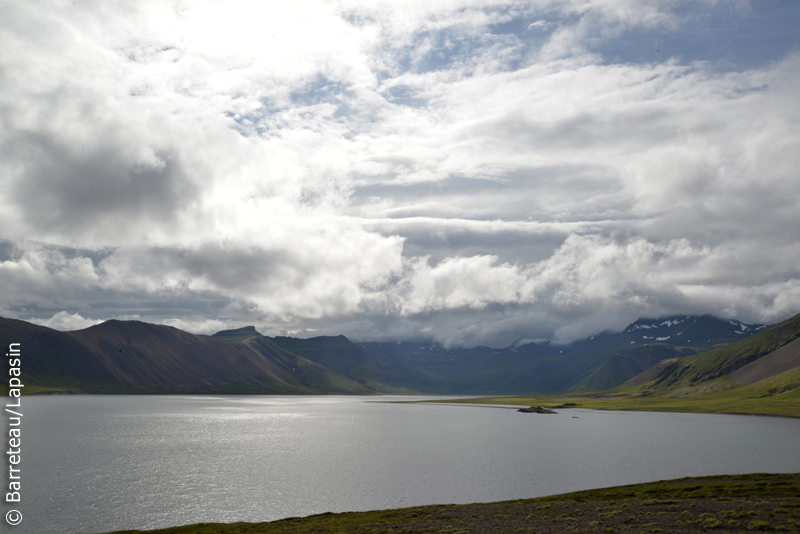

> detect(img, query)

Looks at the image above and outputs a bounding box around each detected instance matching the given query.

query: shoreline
[406,394,800,419]
[18,390,800,418]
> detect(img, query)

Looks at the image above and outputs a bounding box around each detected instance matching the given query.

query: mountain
[569,343,698,393]
[359,341,563,394]
[265,335,427,394]
[729,336,800,385]
[0,317,119,386]
[557,312,800,417]
[363,314,765,394]
[0,313,772,395]
[211,327,411,394]
[618,312,800,394]
[559,314,764,392]
[619,315,766,348]
[1,318,378,394]
[438,312,800,418]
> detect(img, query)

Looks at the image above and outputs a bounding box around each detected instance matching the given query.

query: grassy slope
[99,473,800,534]
[569,343,696,393]
[643,313,800,388]
[430,313,800,417]
[213,329,380,395]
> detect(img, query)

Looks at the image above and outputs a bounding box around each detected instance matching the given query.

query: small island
[517,405,557,414]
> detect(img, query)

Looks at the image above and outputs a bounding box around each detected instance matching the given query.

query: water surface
[6,395,800,534]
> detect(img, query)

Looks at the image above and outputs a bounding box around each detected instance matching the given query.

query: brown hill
[1,317,374,394]
[0,317,118,384]
[67,320,303,389]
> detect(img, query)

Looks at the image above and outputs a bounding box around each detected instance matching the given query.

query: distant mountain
[265,335,426,394]
[566,315,769,393]
[619,315,765,348]
[0,313,771,395]
[363,314,766,394]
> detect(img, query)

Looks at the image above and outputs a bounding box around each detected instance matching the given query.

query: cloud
[1,1,799,347]
[0,242,100,310]
[29,312,102,332]
[527,20,556,31]
[7,134,196,240]
[397,255,526,314]
[95,226,405,320]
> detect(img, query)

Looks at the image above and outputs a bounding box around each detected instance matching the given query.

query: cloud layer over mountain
[2,0,799,346]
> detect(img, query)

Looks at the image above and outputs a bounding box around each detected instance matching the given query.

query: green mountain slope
[569,343,697,393]
[618,312,800,394]
[439,312,800,417]
[730,336,800,385]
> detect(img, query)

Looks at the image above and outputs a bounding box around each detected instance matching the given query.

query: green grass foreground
[98,473,800,534]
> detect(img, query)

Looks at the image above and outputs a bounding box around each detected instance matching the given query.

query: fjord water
[13,396,800,534]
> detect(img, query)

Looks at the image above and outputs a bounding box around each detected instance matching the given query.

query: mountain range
[2,312,788,396]
[561,312,800,417]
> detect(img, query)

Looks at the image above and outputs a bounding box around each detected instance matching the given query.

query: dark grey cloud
[7,133,195,237]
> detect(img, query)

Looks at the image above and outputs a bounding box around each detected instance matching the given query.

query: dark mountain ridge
[1,317,374,394]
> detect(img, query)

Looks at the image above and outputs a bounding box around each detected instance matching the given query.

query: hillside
[569,343,697,393]
[0,317,120,386]
[266,335,425,394]
[730,337,800,385]
[439,311,800,417]
[212,326,388,395]
[618,312,800,394]
[68,320,301,390]
[0,318,377,394]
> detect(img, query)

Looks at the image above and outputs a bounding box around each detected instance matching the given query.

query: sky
[1,0,799,347]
